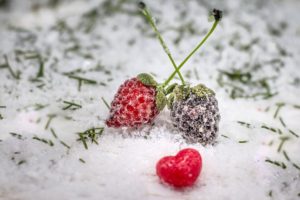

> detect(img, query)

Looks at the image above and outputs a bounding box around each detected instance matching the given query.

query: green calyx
[172,84,215,101]
[136,73,168,111]
[173,84,191,101]
[167,93,175,109]
[137,73,158,87]
[167,83,215,108]
[165,83,178,95]
[191,84,215,97]
[156,83,177,111]
[155,87,167,111]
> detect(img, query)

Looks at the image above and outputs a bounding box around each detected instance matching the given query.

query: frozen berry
[170,84,220,145]
[106,77,160,128]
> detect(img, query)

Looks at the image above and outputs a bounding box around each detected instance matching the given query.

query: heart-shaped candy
[156,148,202,187]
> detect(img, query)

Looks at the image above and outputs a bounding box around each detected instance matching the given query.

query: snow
[0,0,300,199]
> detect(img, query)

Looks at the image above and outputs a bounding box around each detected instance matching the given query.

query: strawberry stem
[163,14,221,87]
[139,2,185,85]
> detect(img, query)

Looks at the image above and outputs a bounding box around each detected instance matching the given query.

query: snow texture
[0,0,300,200]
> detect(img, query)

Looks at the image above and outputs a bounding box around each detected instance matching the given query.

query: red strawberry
[106,74,164,128]
[156,148,202,187]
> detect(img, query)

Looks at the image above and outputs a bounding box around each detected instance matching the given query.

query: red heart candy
[156,148,202,187]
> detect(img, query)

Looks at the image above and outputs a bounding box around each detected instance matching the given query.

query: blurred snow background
[0,0,300,199]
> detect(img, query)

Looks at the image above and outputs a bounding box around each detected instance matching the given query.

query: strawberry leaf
[191,84,215,97]
[165,83,178,95]
[173,85,191,100]
[167,93,175,109]
[155,89,167,111]
[137,73,157,87]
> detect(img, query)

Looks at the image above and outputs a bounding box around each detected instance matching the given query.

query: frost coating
[170,93,220,145]
[106,78,159,128]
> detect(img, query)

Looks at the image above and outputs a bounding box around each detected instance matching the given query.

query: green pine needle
[101,97,111,109]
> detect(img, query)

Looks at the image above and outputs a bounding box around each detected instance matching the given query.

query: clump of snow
[0,0,300,199]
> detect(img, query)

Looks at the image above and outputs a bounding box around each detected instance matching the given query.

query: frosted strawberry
[156,148,202,187]
[169,84,220,145]
[106,74,166,128]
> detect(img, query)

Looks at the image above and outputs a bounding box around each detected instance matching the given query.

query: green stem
[141,7,185,85]
[163,20,219,87]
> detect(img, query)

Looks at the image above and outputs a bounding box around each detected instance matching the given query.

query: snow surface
[0,0,300,199]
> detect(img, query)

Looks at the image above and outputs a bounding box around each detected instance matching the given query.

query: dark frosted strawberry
[169,84,220,145]
[106,77,160,128]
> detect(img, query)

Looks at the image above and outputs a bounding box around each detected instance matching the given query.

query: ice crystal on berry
[106,78,159,128]
[170,92,220,145]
